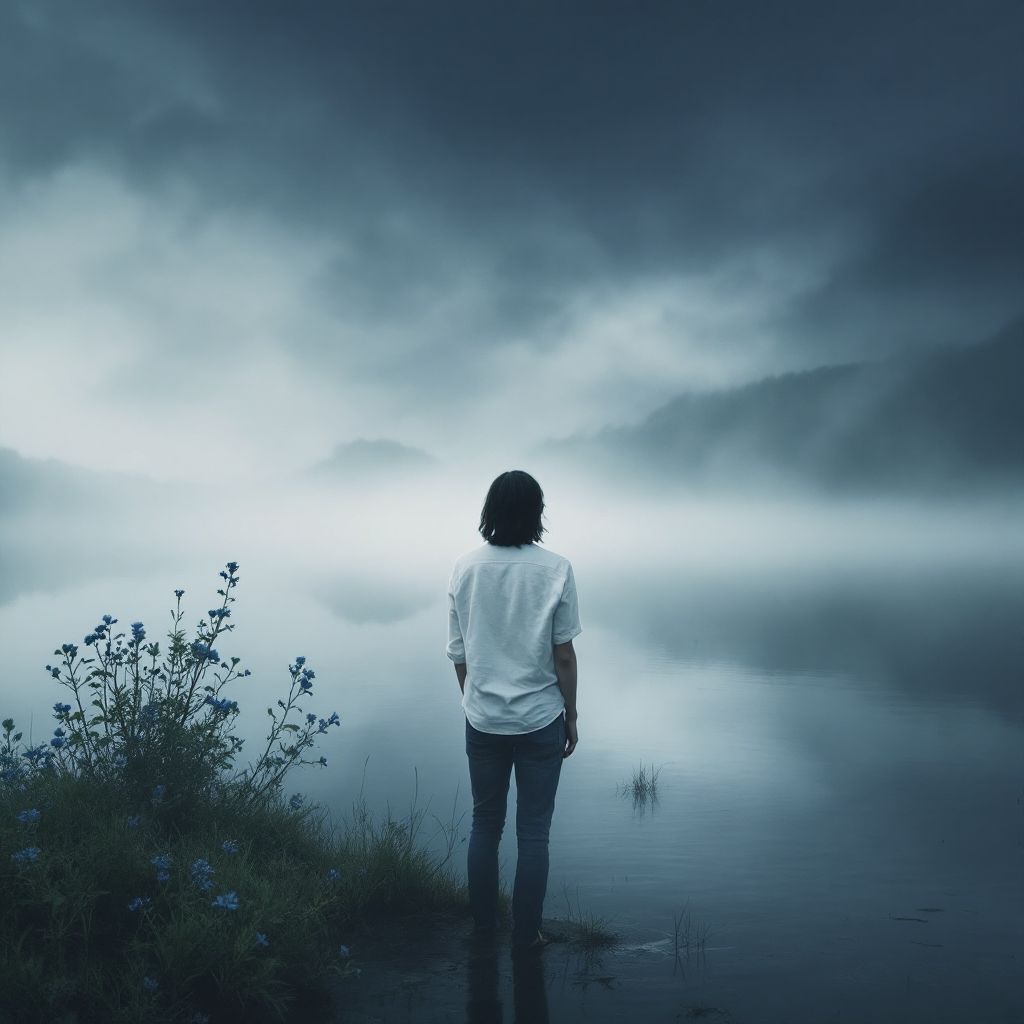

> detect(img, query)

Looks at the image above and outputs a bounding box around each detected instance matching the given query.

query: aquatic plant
[556,882,617,949]
[673,903,711,968]
[617,760,662,815]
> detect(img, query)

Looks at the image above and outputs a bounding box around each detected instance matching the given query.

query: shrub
[0,564,466,1023]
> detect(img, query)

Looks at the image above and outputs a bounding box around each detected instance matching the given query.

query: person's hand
[563,717,578,758]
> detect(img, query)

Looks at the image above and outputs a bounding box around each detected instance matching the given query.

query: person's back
[447,470,580,952]
[448,541,579,734]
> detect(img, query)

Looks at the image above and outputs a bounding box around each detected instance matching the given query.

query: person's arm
[554,639,578,758]
[454,661,467,694]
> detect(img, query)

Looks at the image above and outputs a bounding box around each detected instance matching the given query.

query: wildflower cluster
[190,858,215,891]
[151,853,173,883]
[1,718,55,789]
[0,563,340,817]
[211,891,239,912]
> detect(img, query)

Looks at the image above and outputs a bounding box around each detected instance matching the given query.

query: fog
[1,3,1021,1019]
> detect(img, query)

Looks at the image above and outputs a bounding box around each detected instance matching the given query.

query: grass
[673,903,711,967]
[0,772,468,1024]
[555,883,617,949]
[618,761,662,811]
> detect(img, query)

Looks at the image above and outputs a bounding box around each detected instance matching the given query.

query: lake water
[1,480,1021,1022]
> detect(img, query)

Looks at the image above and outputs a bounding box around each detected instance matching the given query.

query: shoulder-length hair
[478,470,546,547]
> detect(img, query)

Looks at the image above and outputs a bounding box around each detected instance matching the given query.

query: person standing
[447,470,581,952]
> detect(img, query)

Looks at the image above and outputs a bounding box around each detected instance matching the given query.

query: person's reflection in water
[512,949,550,1024]
[466,935,503,1024]
[465,938,551,1024]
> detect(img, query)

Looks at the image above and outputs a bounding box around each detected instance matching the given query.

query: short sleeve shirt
[447,542,582,735]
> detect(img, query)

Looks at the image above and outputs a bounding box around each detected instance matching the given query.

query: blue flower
[208,608,231,619]
[243,669,251,677]
[53,703,71,717]
[150,785,166,805]
[226,561,239,573]
[211,891,239,911]
[131,622,146,641]
[47,666,61,678]
[192,1014,210,1024]
[324,868,341,884]
[221,840,238,854]
[142,976,158,991]
[60,643,78,659]
[17,808,40,824]
[50,732,66,749]
[190,858,215,890]
[102,614,115,625]
[204,696,238,715]
[319,712,341,730]
[339,945,350,958]
[174,589,185,598]
[192,641,222,662]
[11,846,41,866]
[113,754,128,770]
[306,713,317,724]
[318,756,328,766]
[294,656,306,667]
[151,853,172,882]
[127,896,151,911]
[256,932,269,947]
[289,794,304,811]
[127,814,143,828]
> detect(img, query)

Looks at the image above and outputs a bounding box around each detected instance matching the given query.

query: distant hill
[308,439,436,479]
[545,320,1024,492]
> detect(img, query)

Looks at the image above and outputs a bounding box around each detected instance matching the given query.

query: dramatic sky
[0,1,1021,481]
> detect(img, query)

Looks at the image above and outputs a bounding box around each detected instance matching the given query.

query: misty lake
[1,481,1021,1024]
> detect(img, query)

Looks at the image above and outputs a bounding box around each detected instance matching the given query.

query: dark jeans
[466,715,565,946]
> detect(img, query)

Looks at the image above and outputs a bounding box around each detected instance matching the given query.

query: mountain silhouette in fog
[308,439,436,480]
[548,320,1023,491]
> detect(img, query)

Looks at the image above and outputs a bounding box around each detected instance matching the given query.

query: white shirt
[447,542,582,735]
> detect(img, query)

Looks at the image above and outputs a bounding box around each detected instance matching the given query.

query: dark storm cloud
[1,0,1020,383]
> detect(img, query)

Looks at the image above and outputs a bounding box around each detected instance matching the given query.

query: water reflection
[465,936,550,1024]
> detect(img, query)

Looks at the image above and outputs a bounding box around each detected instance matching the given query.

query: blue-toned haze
[0,5,1021,1021]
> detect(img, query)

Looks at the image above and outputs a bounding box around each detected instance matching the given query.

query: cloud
[0,2,1020,477]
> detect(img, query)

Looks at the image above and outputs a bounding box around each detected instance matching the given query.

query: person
[447,470,581,953]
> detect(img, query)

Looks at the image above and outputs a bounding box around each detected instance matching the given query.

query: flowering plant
[17,563,340,811]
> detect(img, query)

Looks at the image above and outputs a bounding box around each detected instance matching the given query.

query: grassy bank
[0,565,466,1023]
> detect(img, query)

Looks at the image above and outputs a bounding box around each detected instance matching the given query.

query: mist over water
[1,458,1020,1021]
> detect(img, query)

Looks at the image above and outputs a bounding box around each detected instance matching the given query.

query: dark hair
[479,471,546,546]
